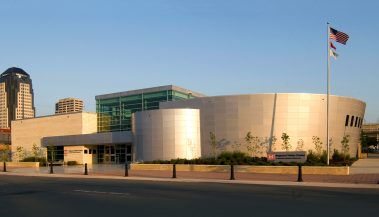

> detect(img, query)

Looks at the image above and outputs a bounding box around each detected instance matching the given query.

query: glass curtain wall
[97,90,194,132]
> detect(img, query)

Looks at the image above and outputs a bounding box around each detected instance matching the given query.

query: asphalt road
[0,175,378,217]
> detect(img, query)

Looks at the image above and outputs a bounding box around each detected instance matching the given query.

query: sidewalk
[2,165,379,189]
[350,153,379,174]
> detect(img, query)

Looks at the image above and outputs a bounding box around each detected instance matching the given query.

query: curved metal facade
[161,93,366,157]
[132,109,201,161]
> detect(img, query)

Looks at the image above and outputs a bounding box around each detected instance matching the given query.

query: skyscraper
[0,67,35,128]
[55,97,84,114]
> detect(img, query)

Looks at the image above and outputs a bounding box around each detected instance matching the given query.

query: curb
[1,172,379,190]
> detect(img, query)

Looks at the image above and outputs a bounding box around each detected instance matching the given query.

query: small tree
[360,131,368,150]
[312,136,323,155]
[270,136,278,151]
[209,132,217,159]
[47,146,57,162]
[16,146,24,162]
[281,133,291,152]
[245,132,253,156]
[296,139,304,151]
[0,144,10,162]
[245,132,261,157]
[341,135,350,155]
[231,141,241,152]
[32,143,40,162]
[260,137,270,153]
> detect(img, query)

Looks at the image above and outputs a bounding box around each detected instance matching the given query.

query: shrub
[331,149,356,166]
[306,150,319,164]
[141,150,356,166]
[305,150,327,166]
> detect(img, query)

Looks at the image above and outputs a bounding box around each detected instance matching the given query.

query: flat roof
[11,111,97,123]
[95,85,206,100]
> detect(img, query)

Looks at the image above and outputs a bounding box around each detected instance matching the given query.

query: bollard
[84,163,88,175]
[49,162,54,174]
[230,164,235,180]
[124,162,129,177]
[172,164,176,178]
[3,161,6,172]
[297,164,303,182]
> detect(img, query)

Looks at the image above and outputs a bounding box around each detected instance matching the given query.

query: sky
[0,0,378,122]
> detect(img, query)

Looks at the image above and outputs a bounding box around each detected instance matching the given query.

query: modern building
[12,85,366,164]
[0,67,35,128]
[14,85,204,164]
[11,112,97,162]
[55,98,84,114]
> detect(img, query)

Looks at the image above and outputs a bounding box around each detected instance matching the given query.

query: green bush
[141,150,356,166]
[331,150,356,166]
[142,151,268,165]
[306,150,320,164]
[305,150,328,166]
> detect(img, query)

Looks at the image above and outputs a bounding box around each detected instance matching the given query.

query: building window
[350,116,354,127]
[84,150,88,154]
[355,117,358,127]
[345,115,349,126]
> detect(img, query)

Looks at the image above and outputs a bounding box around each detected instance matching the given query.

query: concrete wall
[133,109,201,161]
[82,113,98,134]
[64,146,85,164]
[11,112,97,161]
[6,162,39,168]
[131,164,349,175]
[161,93,366,158]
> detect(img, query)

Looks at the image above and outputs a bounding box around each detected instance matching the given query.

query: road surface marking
[74,190,130,196]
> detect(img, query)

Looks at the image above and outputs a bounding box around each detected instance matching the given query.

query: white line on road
[74,190,130,196]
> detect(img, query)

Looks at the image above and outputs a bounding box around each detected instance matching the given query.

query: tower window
[355,117,358,127]
[350,116,354,127]
[345,115,349,126]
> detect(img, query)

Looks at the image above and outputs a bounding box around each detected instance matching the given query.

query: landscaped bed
[141,150,357,166]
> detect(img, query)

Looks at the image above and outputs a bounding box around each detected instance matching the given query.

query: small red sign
[267,153,276,161]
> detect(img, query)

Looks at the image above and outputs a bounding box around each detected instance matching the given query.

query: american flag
[330,27,349,45]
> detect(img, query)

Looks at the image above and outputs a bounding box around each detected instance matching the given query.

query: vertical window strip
[345,115,349,126]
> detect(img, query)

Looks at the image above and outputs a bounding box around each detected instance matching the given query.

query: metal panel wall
[133,109,201,161]
[160,93,366,157]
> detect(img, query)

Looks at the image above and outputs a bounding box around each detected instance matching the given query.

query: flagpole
[326,22,330,165]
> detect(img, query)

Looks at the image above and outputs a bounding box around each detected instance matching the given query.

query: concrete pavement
[350,153,379,174]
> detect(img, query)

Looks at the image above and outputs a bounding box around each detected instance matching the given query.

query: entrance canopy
[41,131,132,147]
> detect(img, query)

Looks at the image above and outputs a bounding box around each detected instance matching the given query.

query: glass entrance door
[97,144,131,164]
[104,145,115,164]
